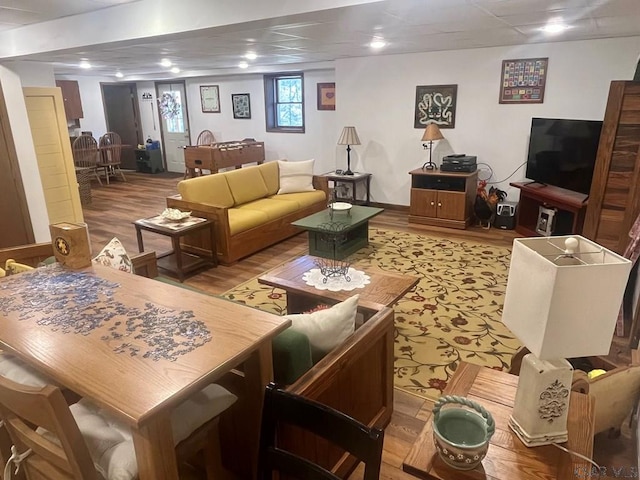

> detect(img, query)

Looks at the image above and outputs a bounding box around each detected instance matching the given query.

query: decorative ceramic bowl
[330,202,352,211]
[432,395,495,470]
[160,208,191,221]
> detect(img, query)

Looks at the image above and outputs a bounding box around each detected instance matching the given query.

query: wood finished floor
[83,172,635,479]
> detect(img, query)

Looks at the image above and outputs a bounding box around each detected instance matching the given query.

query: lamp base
[422,162,437,170]
[509,416,568,447]
[343,169,354,175]
[509,354,573,447]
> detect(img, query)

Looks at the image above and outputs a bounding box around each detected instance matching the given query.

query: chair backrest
[99,131,123,164]
[0,376,99,479]
[72,134,98,168]
[196,129,215,146]
[257,383,384,480]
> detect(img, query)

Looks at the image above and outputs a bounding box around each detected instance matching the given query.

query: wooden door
[410,189,437,217]
[0,88,34,247]
[23,87,84,225]
[101,83,141,170]
[437,190,466,221]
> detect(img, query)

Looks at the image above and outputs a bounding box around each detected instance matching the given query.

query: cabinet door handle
[430,201,435,206]
[438,202,442,207]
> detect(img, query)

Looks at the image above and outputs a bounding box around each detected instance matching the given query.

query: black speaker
[494,202,517,230]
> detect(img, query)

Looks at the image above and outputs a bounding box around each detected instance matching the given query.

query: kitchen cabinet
[55,80,84,120]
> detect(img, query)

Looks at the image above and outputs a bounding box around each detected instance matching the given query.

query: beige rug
[222,229,522,401]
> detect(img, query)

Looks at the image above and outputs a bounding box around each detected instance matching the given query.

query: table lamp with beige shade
[502,235,631,447]
[337,126,361,175]
[421,122,444,170]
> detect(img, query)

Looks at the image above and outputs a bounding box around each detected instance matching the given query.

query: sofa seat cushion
[227,208,269,236]
[270,190,327,209]
[237,198,300,221]
[224,166,269,205]
[178,174,234,208]
[257,161,281,196]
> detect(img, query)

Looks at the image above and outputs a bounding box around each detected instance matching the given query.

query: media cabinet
[510,182,589,236]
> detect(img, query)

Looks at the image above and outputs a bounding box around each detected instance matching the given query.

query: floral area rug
[221,229,521,401]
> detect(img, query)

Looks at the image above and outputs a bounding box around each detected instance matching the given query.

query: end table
[133,215,216,281]
[322,171,372,205]
[402,362,595,480]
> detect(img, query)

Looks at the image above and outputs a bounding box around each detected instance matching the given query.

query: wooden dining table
[0,263,291,479]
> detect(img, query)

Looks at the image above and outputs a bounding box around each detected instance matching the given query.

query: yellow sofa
[166,161,328,264]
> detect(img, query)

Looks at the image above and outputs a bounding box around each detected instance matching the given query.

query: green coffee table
[292,205,383,259]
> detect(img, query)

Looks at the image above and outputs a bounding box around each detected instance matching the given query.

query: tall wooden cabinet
[408,169,477,229]
[583,81,640,254]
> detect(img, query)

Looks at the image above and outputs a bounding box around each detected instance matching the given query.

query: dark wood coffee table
[258,254,419,315]
[134,215,216,281]
[291,205,383,259]
[402,362,595,480]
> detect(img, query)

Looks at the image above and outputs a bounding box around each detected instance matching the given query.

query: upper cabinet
[55,80,84,120]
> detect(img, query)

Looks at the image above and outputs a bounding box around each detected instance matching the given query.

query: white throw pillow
[92,237,133,273]
[285,294,358,362]
[277,159,315,194]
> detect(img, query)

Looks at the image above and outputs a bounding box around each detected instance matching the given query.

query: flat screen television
[525,117,603,195]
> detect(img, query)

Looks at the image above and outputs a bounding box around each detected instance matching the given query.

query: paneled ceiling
[2,0,640,80]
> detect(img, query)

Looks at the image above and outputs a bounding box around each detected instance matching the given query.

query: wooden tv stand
[510,182,589,236]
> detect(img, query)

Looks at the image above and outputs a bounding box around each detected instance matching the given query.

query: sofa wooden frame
[166,176,329,265]
[219,302,394,477]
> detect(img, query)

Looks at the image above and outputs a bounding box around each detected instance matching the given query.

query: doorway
[101,83,142,170]
[155,81,190,173]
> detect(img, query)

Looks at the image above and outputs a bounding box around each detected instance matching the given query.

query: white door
[156,82,190,173]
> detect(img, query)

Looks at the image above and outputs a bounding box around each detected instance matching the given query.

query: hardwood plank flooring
[82,173,635,480]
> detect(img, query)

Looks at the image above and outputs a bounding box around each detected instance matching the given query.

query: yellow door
[23,87,83,224]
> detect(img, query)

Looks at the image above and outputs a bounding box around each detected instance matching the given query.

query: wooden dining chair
[257,382,384,480]
[98,132,126,185]
[185,129,217,178]
[72,134,102,186]
[0,375,237,480]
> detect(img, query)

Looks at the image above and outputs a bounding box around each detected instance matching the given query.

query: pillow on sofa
[92,237,133,273]
[285,294,358,363]
[277,159,315,194]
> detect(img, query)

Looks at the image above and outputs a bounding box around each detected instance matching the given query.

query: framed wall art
[499,57,548,104]
[200,85,220,113]
[414,84,457,129]
[317,82,336,110]
[231,93,251,119]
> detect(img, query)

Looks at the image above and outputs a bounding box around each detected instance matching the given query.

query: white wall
[1,61,55,87]
[184,69,336,173]
[0,66,50,242]
[137,81,161,144]
[336,36,640,205]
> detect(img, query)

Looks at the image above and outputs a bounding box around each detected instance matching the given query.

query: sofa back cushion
[177,174,234,208]
[257,161,281,196]
[225,166,269,205]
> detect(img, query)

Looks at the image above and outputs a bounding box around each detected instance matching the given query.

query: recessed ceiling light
[238,61,249,69]
[245,52,257,60]
[160,58,172,67]
[369,37,386,49]
[79,60,92,69]
[115,72,124,78]
[540,23,570,34]
[171,67,180,74]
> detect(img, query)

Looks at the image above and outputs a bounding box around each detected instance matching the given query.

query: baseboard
[368,202,408,211]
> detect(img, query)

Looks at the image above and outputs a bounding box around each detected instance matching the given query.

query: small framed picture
[414,84,457,129]
[317,82,336,110]
[499,58,548,104]
[231,93,251,119]
[200,85,220,113]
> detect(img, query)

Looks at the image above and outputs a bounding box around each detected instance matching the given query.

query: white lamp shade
[502,235,631,360]
[337,126,361,146]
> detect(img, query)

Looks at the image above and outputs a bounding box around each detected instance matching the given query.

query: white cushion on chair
[41,384,237,480]
[0,354,53,388]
